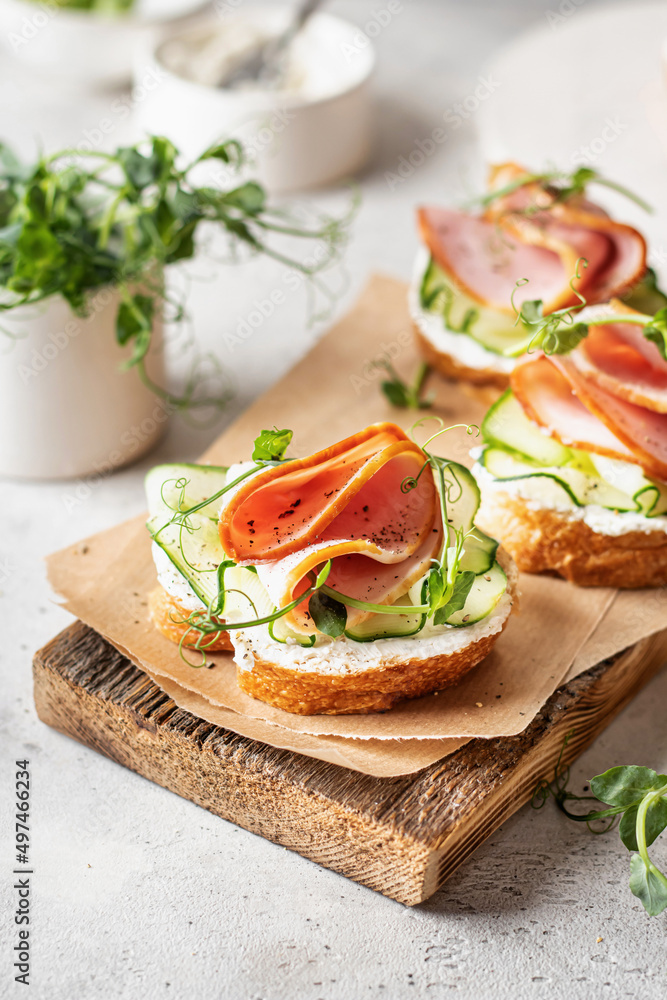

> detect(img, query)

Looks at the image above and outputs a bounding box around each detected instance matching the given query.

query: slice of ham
[255,508,441,634]
[484,162,646,307]
[417,206,569,315]
[418,162,647,317]
[219,423,441,635]
[510,355,636,462]
[549,355,667,482]
[501,204,646,308]
[570,303,667,413]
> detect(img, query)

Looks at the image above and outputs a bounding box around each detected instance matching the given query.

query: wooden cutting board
[34,621,667,905]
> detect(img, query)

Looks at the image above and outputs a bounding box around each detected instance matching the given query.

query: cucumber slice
[222,565,271,618]
[446,561,507,627]
[419,256,527,354]
[482,390,573,466]
[146,463,229,606]
[433,459,480,532]
[223,566,317,646]
[269,617,317,647]
[588,454,667,516]
[459,528,498,574]
[481,447,640,512]
[344,585,428,642]
[431,458,499,567]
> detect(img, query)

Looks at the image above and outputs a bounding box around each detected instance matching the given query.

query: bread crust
[476,490,667,588]
[235,625,509,715]
[148,585,233,653]
[414,324,510,390]
[233,558,517,715]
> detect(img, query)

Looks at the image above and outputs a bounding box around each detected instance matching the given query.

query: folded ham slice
[219,424,441,634]
[511,354,667,481]
[418,162,646,317]
[550,355,667,482]
[569,302,667,413]
[417,207,569,314]
[510,355,635,462]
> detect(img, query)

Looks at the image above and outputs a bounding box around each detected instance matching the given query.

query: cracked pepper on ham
[218,424,442,635]
[418,162,647,315]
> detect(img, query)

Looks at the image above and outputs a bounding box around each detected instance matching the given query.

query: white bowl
[0,0,210,87]
[133,7,375,192]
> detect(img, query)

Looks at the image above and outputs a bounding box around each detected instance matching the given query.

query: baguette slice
[228,552,518,715]
[414,324,510,390]
[476,489,667,588]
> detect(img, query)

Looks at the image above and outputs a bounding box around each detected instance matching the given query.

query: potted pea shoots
[0,136,350,479]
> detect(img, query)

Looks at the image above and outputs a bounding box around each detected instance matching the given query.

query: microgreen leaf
[433,570,475,625]
[197,139,245,167]
[116,293,154,368]
[223,181,266,216]
[643,307,667,360]
[308,591,347,637]
[251,427,293,462]
[117,146,161,192]
[314,560,333,589]
[426,566,445,616]
[618,797,667,853]
[379,360,433,410]
[590,767,667,808]
[629,854,667,916]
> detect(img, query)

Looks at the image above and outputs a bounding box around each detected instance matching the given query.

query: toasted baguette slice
[229,553,518,715]
[476,489,667,588]
[149,585,233,653]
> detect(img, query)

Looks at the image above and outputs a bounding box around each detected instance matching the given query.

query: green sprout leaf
[308,591,347,637]
[433,570,475,625]
[379,360,433,410]
[314,560,333,589]
[619,796,667,853]
[223,181,266,216]
[426,565,445,616]
[629,854,667,917]
[251,427,293,462]
[197,139,245,167]
[468,166,653,215]
[116,293,154,368]
[643,307,667,360]
[505,259,590,357]
[590,766,667,809]
[534,753,667,917]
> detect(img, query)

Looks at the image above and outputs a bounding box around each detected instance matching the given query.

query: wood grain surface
[33,621,667,905]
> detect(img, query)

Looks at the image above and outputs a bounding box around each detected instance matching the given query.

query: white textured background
[1,1,666,998]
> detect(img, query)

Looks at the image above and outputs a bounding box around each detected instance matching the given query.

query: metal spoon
[219,0,326,90]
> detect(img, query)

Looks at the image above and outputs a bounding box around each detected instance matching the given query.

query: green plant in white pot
[0,136,350,479]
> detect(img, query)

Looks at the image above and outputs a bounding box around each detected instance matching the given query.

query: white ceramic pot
[134,9,375,192]
[0,287,167,480]
[0,0,210,87]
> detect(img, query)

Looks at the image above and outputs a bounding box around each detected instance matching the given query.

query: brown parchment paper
[143,671,468,777]
[46,276,667,768]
